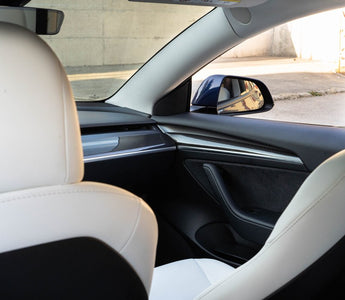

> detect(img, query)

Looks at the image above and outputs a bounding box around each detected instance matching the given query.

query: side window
[192,8,345,127]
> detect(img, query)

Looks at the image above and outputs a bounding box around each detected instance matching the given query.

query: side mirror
[191,75,274,115]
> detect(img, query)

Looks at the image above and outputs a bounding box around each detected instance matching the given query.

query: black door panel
[184,158,308,244]
[154,113,345,171]
[153,113,345,267]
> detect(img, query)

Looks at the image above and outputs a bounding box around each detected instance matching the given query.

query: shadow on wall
[271,25,297,57]
[225,24,297,58]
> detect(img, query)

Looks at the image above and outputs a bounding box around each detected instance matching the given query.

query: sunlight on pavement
[193,58,337,80]
[68,70,136,81]
[67,58,336,83]
[245,93,345,127]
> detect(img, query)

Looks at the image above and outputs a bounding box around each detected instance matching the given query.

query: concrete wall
[30,1,345,67]
[30,0,209,66]
[288,9,343,62]
[225,24,297,58]
[225,8,344,64]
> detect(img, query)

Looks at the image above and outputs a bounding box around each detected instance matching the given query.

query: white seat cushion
[149,258,235,300]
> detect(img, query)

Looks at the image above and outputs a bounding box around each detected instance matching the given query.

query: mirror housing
[0,6,64,35]
[192,75,273,115]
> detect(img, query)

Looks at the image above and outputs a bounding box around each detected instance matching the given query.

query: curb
[273,88,345,101]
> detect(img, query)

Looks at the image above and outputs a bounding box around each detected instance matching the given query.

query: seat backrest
[196,149,345,299]
[0,22,83,192]
[0,22,157,299]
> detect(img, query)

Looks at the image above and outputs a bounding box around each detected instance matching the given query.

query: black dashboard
[77,102,176,194]
[78,102,176,163]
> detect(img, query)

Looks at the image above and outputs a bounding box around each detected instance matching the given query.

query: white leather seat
[0,22,157,298]
[150,258,235,300]
[150,149,345,299]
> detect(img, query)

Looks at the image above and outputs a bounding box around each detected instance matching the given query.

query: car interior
[1,0,345,299]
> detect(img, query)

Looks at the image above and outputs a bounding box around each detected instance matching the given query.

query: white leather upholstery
[0,22,157,294]
[195,149,345,299]
[149,259,235,300]
[0,22,83,193]
[0,182,157,292]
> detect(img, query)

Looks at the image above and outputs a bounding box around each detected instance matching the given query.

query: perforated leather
[0,23,157,294]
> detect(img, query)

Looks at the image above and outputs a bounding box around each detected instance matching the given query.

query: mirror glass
[217,77,264,114]
[0,6,64,35]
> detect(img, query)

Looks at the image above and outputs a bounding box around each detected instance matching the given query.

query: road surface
[243,93,345,127]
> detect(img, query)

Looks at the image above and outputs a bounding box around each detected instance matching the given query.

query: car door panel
[155,113,345,171]
[185,160,308,243]
[153,113,345,266]
[154,147,308,266]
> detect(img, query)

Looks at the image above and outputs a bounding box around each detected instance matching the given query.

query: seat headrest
[0,22,83,193]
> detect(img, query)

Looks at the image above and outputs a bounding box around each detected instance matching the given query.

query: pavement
[246,93,345,127]
[192,56,345,101]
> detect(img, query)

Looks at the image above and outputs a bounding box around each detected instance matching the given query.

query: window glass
[29,0,210,101]
[192,8,345,127]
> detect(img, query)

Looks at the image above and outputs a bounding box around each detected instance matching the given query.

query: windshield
[28,0,210,101]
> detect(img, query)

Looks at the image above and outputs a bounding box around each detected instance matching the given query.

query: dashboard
[77,102,176,193]
[78,103,176,163]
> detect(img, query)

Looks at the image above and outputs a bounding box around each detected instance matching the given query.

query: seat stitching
[60,63,69,184]
[118,198,142,253]
[0,189,138,204]
[194,259,213,286]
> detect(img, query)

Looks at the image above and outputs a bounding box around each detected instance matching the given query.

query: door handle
[203,163,275,243]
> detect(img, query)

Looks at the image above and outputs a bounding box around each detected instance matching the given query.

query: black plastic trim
[77,102,151,118]
[0,0,30,6]
[78,110,155,129]
[153,78,192,116]
[0,237,147,299]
